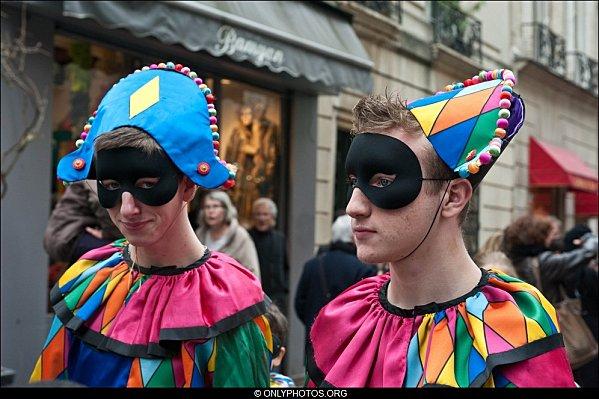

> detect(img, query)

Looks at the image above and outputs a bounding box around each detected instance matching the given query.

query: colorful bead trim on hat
[406,69,523,184]
[58,62,236,191]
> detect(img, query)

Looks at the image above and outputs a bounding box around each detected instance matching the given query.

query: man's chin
[123,234,157,249]
[356,246,386,264]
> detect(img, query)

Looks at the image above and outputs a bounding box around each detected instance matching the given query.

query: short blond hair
[352,91,422,136]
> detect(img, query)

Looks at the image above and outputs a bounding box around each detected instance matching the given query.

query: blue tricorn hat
[57,62,236,190]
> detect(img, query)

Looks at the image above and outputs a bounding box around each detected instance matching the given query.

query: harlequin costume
[30,62,272,387]
[307,69,576,387]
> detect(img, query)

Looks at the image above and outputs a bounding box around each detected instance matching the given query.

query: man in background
[249,197,288,311]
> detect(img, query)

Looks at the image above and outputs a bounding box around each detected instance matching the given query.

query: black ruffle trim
[306,332,564,387]
[50,279,271,359]
[122,245,212,275]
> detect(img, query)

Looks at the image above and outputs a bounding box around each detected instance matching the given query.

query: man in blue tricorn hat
[30,62,272,387]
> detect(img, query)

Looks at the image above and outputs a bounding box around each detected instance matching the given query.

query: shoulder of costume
[48,240,270,359]
[310,273,389,333]
[307,270,566,387]
[50,239,127,304]
[459,269,566,386]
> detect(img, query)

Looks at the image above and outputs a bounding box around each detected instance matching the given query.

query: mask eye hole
[369,173,396,188]
[99,180,120,191]
[346,175,358,188]
[135,177,160,189]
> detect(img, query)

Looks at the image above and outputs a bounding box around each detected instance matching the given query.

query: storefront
[529,137,598,225]
[1,1,372,384]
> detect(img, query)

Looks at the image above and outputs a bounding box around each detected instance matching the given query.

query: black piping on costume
[306,268,565,387]
[50,246,271,358]
[469,333,565,387]
[122,245,212,275]
[160,296,272,341]
[306,325,564,388]
[305,336,336,388]
[52,293,271,358]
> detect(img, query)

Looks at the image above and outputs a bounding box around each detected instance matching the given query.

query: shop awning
[60,1,374,93]
[529,137,598,193]
[575,191,598,216]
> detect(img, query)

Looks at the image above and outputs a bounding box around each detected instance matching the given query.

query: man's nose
[346,188,371,219]
[120,191,141,217]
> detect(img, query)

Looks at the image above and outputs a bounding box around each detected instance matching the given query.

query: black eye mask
[95,147,180,208]
[345,133,425,209]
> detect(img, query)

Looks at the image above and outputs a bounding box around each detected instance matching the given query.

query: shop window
[218,79,284,228]
[51,34,146,205]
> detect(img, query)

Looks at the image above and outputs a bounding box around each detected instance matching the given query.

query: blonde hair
[351,91,422,136]
[477,252,518,277]
[474,232,518,277]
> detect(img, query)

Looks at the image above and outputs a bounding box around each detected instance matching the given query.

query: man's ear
[441,179,472,219]
[271,346,286,368]
[181,177,198,203]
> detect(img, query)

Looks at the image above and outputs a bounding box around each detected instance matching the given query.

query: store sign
[214,26,285,69]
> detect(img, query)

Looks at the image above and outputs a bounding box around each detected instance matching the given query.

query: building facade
[1,0,597,385]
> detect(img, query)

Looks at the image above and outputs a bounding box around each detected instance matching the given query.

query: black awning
[61,1,374,93]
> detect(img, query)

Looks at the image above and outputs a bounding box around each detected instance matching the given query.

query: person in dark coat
[504,215,597,306]
[563,224,598,388]
[294,214,376,337]
[249,197,289,311]
[44,180,122,264]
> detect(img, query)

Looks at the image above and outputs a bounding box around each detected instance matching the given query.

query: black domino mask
[345,133,447,209]
[96,147,181,208]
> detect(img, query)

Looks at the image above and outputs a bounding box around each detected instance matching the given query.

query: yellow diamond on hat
[129,76,160,119]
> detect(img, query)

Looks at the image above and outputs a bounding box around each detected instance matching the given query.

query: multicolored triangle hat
[57,62,237,190]
[407,68,524,188]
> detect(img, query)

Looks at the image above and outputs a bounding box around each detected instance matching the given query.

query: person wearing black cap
[306,69,576,387]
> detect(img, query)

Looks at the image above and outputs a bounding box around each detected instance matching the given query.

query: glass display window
[219,79,284,228]
[51,34,147,204]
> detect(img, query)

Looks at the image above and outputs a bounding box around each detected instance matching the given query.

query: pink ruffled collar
[52,241,268,358]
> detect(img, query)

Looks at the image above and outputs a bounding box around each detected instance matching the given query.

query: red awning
[529,137,598,193]
[576,191,599,216]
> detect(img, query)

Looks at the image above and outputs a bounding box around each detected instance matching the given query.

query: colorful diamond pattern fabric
[407,79,503,170]
[30,240,272,387]
[306,268,571,388]
[403,270,560,387]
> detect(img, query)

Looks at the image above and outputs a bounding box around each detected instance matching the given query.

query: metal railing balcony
[355,1,402,23]
[567,51,598,95]
[431,1,482,63]
[522,22,566,76]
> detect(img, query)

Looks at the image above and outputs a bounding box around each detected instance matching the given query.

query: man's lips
[120,220,150,230]
[353,226,376,239]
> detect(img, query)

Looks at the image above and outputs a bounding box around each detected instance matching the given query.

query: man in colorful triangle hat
[306,69,576,387]
[30,62,273,387]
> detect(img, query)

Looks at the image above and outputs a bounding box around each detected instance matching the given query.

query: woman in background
[196,191,261,280]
